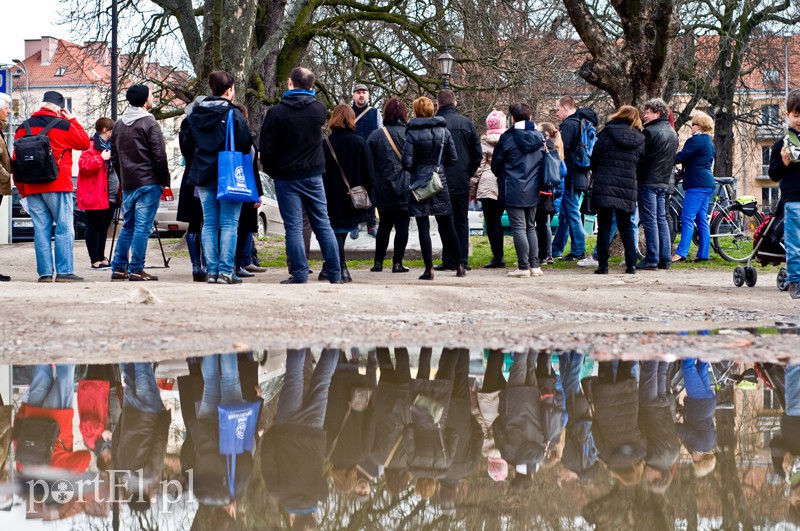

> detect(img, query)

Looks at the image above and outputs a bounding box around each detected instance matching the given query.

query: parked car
[11,177,87,243]
[468,200,484,236]
[256,172,284,237]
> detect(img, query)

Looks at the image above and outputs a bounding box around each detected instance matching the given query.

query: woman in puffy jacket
[470,110,507,269]
[402,96,462,280]
[78,117,119,270]
[589,105,646,275]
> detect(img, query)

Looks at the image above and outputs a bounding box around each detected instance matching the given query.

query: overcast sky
[0,0,70,65]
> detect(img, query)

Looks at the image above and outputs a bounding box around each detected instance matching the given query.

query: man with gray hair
[0,93,12,281]
[637,98,678,270]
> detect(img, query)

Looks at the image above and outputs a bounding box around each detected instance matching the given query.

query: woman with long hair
[402,96,462,280]
[589,105,646,274]
[536,122,566,266]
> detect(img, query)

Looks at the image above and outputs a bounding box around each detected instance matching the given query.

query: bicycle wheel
[711,209,764,262]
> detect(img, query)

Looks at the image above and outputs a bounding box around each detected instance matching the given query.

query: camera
[784,135,800,163]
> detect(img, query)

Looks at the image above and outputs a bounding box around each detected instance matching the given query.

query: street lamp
[10,59,29,119]
[437,50,455,89]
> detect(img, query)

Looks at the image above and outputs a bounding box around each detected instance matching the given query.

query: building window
[764,70,780,83]
[55,67,67,77]
[762,146,771,176]
[63,97,72,112]
[761,105,781,126]
[762,186,780,214]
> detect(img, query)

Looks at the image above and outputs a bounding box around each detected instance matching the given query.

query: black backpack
[12,119,62,184]
[14,417,60,466]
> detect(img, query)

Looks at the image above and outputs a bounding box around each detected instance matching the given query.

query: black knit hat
[42,91,65,108]
[126,85,149,107]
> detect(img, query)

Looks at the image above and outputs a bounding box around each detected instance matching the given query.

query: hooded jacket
[638,117,678,188]
[111,106,170,191]
[77,134,119,210]
[184,96,253,188]
[491,125,545,208]
[435,105,482,195]
[367,121,410,210]
[260,91,328,180]
[402,116,458,217]
[470,133,502,201]
[590,119,646,213]
[13,108,91,197]
[559,107,599,192]
[588,378,647,470]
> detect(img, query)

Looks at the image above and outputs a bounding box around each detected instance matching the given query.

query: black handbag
[580,177,595,216]
[14,417,60,466]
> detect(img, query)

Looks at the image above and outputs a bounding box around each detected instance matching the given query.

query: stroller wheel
[733,266,745,287]
[777,267,789,291]
[744,266,757,287]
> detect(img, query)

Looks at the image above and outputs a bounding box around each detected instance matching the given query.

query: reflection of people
[559,350,599,484]
[261,349,337,527]
[473,351,508,482]
[770,364,800,520]
[677,358,717,478]
[78,364,122,471]
[638,361,679,492]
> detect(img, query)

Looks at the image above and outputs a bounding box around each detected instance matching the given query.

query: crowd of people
[1,66,797,297]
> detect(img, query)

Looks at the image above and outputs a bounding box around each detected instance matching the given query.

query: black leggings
[84,206,116,263]
[480,198,505,262]
[335,233,348,266]
[374,208,410,264]
[436,348,470,399]
[535,206,552,261]
[416,215,462,269]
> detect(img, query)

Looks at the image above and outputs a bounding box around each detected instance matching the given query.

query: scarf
[282,88,316,99]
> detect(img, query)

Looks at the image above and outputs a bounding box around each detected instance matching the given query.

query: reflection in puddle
[0,349,798,529]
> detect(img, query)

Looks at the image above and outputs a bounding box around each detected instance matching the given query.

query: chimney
[40,36,59,66]
[84,41,110,66]
[24,38,42,62]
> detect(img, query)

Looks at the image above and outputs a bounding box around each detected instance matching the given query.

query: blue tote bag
[541,148,562,189]
[218,401,260,499]
[217,109,260,203]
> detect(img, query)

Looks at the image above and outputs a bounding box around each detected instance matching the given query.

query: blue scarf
[282,88,316,99]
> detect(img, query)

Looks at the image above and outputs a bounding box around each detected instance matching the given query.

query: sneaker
[235,267,255,278]
[507,268,531,278]
[216,273,242,284]
[544,257,554,265]
[55,273,84,282]
[90,263,111,270]
[207,274,219,284]
[636,261,658,271]
[280,277,307,284]
[244,264,267,273]
[368,226,378,238]
[38,275,53,283]
[562,253,586,261]
[128,270,158,281]
[111,268,128,281]
[577,256,599,267]
[530,267,544,277]
[790,282,800,300]
[349,228,360,240]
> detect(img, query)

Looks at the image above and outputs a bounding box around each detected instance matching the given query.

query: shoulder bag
[382,127,402,160]
[580,174,595,216]
[325,137,372,210]
[541,146,562,189]
[410,130,445,202]
[217,109,260,203]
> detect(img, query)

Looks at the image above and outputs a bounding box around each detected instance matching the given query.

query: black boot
[341,264,353,283]
[370,260,383,272]
[392,262,409,273]
[185,233,207,282]
[419,267,434,281]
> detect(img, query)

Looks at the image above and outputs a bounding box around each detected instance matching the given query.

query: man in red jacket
[13,91,90,282]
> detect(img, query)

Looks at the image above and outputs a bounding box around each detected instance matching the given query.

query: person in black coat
[435,90,482,271]
[178,96,208,282]
[402,96,462,280]
[589,105,646,275]
[234,144,264,279]
[322,104,374,283]
[367,97,411,273]
[638,361,679,491]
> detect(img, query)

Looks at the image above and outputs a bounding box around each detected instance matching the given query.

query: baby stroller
[732,200,788,290]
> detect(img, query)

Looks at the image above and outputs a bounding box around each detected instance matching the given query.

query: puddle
[0,349,797,529]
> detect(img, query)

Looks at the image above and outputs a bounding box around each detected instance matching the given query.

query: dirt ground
[0,240,798,363]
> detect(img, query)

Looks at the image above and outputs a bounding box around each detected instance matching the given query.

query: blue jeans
[25,364,75,409]
[785,202,800,283]
[274,176,341,282]
[276,348,338,429]
[121,363,164,414]
[111,184,161,272]
[199,354,243,419]
[639,186,671,265]
[682,359,715,399]
[557,351,584,399]
[236,232,254,269]
[26,192,74,277]
[639,361,669,405]
[197,187,242,276]
[591,210,639,260]
[675,187,714,259]
[552,187,585,257]
[786,365,800,416]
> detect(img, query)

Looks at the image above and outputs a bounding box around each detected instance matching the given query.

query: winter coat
[470,134,502,201]
[638,117,678,188]
[473,390,502,458]
[184,97,252,188]
[111,106,170,191]
[324,364,376,468]
[492,383,564,466]
[436,105,482,195]
[677,397,716,452]
[768,128,800,203]
[77,380,110,451]
[369,381,411,469]
[675,133,716,189]
[260,91,328,181]
[638,402,680,471]
[589,379,647,470]
[77,134,118,210]
[590,119,646,214]
[261,424,328,510]
[177,102,201,226]
[367,122,410,210]
[112,406,171,486]
[15,403,92,473]
[404,377,456,478]
[491,125,545,208]
[12,108,91,197]
[185,417,254,504]
[442,396,482,482]
[402,116,458,217]
[770,415,800,477]
[0,122,11,196]
[322,128,374,229]
[559,107,599,192]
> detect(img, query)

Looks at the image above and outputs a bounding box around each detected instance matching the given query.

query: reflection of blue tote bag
[217,109,259,203]
[218,401,260,498]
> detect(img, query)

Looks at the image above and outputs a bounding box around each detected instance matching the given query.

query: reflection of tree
[714,384,754,529]
[582,485,671,530]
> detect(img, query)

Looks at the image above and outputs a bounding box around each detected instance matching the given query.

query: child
[769,88,800,299]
